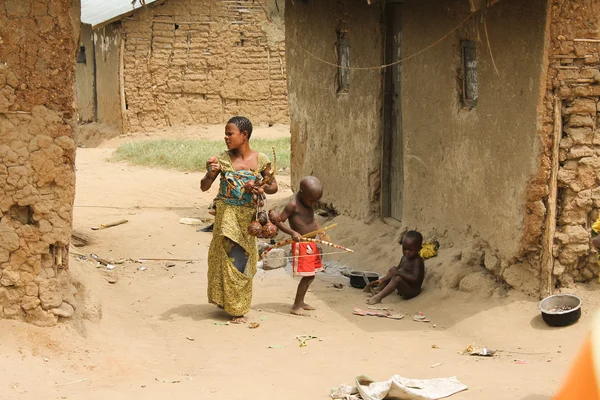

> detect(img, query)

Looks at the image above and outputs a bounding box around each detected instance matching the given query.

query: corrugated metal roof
[81,0,161,28]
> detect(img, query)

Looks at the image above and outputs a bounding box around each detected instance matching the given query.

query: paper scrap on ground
[331,375,467,400]
[296,335,318,347]
[459,344,496,357]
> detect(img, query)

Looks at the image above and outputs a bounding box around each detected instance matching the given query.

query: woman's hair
[227,116,253,139]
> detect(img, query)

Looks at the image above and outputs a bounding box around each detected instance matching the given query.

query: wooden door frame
[381,0,403,224]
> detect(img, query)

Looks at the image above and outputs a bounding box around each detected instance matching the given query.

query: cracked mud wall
[0,0,79,326]
[400,0,549,297]
[527,0,600,288]
[119,0,289,133]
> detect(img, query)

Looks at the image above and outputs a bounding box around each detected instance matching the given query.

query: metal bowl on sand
[350,271,380,289]
[538,294,582,327]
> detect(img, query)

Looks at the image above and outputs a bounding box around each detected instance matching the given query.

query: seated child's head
[402,230,423,259]
[298,176,323,207]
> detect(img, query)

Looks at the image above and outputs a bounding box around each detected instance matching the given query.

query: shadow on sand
[160,303,228,321]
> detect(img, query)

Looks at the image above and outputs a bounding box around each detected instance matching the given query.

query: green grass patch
[112,138,290,173]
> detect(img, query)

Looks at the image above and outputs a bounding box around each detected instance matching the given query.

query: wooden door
[382,2,403,222]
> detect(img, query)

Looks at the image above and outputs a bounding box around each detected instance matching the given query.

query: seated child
[592,214,600,249]
[275,176,325,316]
[366,230,425,305]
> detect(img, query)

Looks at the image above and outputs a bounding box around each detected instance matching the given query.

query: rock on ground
[262,248,287,270]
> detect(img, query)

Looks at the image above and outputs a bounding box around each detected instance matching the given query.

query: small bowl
[538,294,582,327]
[350,271,380,289]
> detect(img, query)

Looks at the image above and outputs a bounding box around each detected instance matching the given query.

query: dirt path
[0,137,594,399]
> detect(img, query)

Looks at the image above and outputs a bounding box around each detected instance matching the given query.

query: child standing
[366,231,425,305]
[275,176,325,316]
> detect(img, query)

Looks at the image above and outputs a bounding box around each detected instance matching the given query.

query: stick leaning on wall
[540,96,562,298]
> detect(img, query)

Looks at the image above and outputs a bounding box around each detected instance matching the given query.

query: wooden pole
[119,37,126,133]
[540,96,562,298]
[91,219,129,230]
[301,224,337,239]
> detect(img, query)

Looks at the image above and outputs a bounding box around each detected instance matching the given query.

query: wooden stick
[69,248,87,258]
[552,55,591,59]
[301,224,337,239]
[259,238,353,260]
[565,78,596,83]
[90,254,112,265]
[55,378,88,387]
[540,97,561,299]
[119,37,127,132]
[574,38,600,43]
[91,219,128,230]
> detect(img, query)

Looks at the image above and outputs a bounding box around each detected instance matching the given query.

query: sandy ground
[0,126,596,399]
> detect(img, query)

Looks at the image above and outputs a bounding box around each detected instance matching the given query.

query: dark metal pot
[538,294,582,327]
[350,271,379,289]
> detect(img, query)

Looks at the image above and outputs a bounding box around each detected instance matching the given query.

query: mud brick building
[285,0,600,297]
[77,0,289,133]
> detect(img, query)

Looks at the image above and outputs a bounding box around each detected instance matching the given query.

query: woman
[201,116,278,323]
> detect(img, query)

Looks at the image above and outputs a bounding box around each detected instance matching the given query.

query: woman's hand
[251,185,265,196]
[201,157,221,192]
[206,157,221,174]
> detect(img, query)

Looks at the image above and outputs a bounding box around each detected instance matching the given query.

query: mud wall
[93,23,122,131]
[400,0,547,261]
[75,23,95,123]
[0,0,79,326]
[531,0,600,288]
[286,0,383,220]
[120,0,288,133]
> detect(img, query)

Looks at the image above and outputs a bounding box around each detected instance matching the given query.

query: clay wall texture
[399,0,548,266]
[0,0,79,326]
[535,0,600,287]
[286,0,383,220]
[76,23,95,122]
[119,0,288,132]
[286,0,557,295]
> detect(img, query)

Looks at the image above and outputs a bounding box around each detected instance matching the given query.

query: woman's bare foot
[302,303,316,311]
[231,316,247,324]
[366,297,382,305]
[290,306,310,316]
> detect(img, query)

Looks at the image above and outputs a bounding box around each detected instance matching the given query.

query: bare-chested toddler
[275,176,326,316]
[365,230,425,305]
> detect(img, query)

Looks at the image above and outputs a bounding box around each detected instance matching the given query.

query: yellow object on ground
[419,242,438,260]
[593,214,600,236]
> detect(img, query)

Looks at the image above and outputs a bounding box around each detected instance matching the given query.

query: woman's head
[225,116,253,150]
